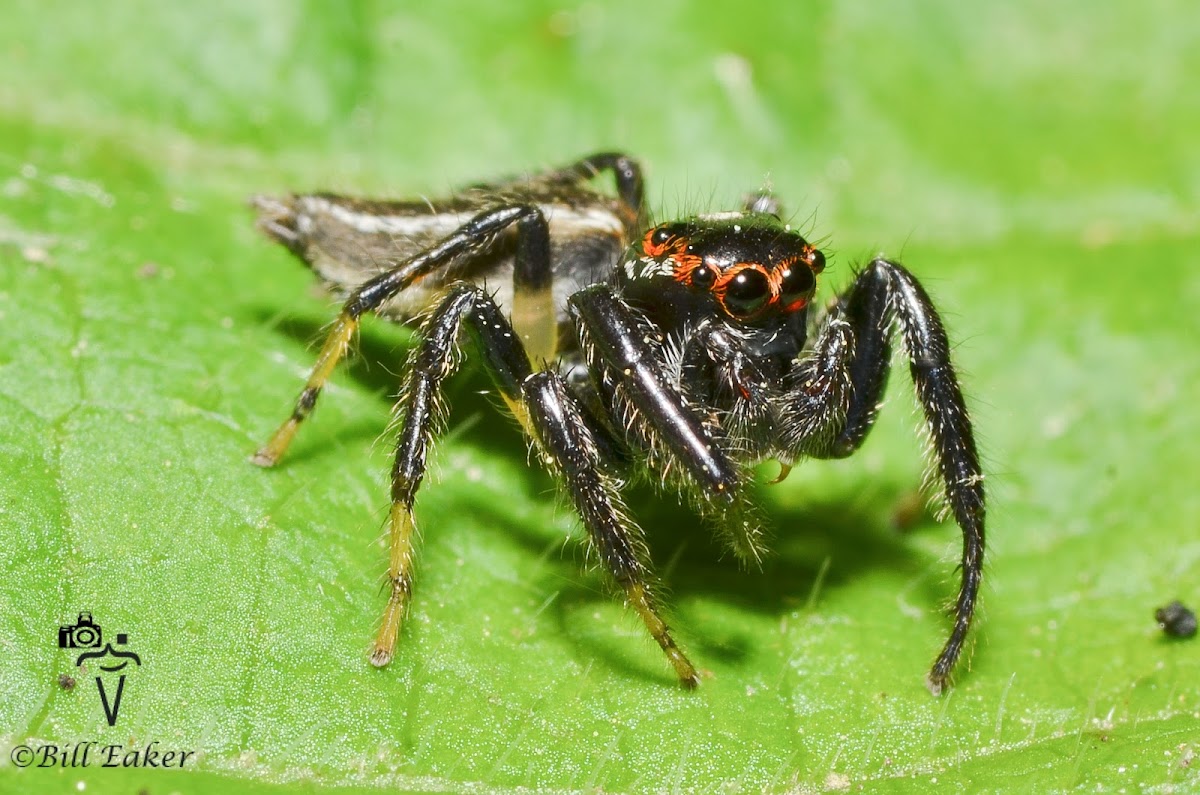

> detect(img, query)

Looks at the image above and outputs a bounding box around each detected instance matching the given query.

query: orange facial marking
[642,228,671,258]
[713,263,769,293]
[766,258,792,294]
[642,229,705,283]
[671,252,707,285]
[771,254,818,314]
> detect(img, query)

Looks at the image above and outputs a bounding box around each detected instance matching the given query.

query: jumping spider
[250,152,985,693]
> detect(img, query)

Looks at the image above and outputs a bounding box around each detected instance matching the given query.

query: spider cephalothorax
[624,216,824,321]
[251,152,985,694]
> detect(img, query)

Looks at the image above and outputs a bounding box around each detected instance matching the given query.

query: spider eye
[723,268,770,317]
[650,228,672,247]
[779,264,815,307]
[808,248,826,272]
[689,266,716,289]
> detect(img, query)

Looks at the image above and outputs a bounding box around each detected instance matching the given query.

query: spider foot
[250,419,298,468]
[626,583,699,688]
[370,502,416,668]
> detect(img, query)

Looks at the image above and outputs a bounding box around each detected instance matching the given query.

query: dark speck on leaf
[1155,600,1197,639]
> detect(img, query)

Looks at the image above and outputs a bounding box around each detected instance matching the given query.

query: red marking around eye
[765,260,788,295]
[714,263,766,293]
[642,229,670,258]
[712,263,773,317]
[643,229,695,260]
[671,253,706,284]
[641,230,705,282]
[771,256,816,314]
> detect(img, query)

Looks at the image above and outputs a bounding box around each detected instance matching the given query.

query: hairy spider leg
[553,152,646,225]
[465,151,644,221]
[568,287,769,564]
[677,321,778,562]
[371,282,697,685]
[502,153,645,366]
[781,259,985,694]
[569,286,742,503]
[247,200,556,663]
[508,200,558,367]
[371,284,533,666]
[251,204,555,467]
[523,372,699,688]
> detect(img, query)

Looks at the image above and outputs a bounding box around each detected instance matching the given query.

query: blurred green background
[1,1,1197,793]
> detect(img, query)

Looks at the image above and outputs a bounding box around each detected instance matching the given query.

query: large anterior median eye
[778,263,815,309]
[723,268,770,317]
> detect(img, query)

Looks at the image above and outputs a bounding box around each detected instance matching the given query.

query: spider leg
[487,151,644,223]
[522,370,699,688]
[783,259,985,694]
[502,152,646,365]
[674,320,776,560]
[681,320,777,461]
[568,287,768,565]
[251,203,554,467]
[371,283,534,666]
[568,285,741,502]
[370,282,695,685]
[548,152,645,221]
[777,312,855,459]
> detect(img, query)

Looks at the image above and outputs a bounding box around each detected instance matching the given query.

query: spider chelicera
[250,152,985,693]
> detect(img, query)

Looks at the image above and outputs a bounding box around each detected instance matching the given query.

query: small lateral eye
[779,263,815,307]
[689,266,716,289]
[723,268,770,317]
[650,228,672,247]
[807,248,826,272]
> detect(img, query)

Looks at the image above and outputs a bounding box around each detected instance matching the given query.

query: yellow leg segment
[370,500,417,667]
[500,394,536,439]
[626,583,700,688]
[252,313,358,467]
[511,285,558,367]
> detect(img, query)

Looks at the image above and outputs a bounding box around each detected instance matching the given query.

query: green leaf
[2,2,1197,793]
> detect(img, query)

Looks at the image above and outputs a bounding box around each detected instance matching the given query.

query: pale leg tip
[925,673,946,696]
[369,648,393,668]
[250,449,278,468]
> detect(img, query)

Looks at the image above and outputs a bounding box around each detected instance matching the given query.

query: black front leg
[783,259,985,694]
[568,287,772,565]
[569,286,741,501]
